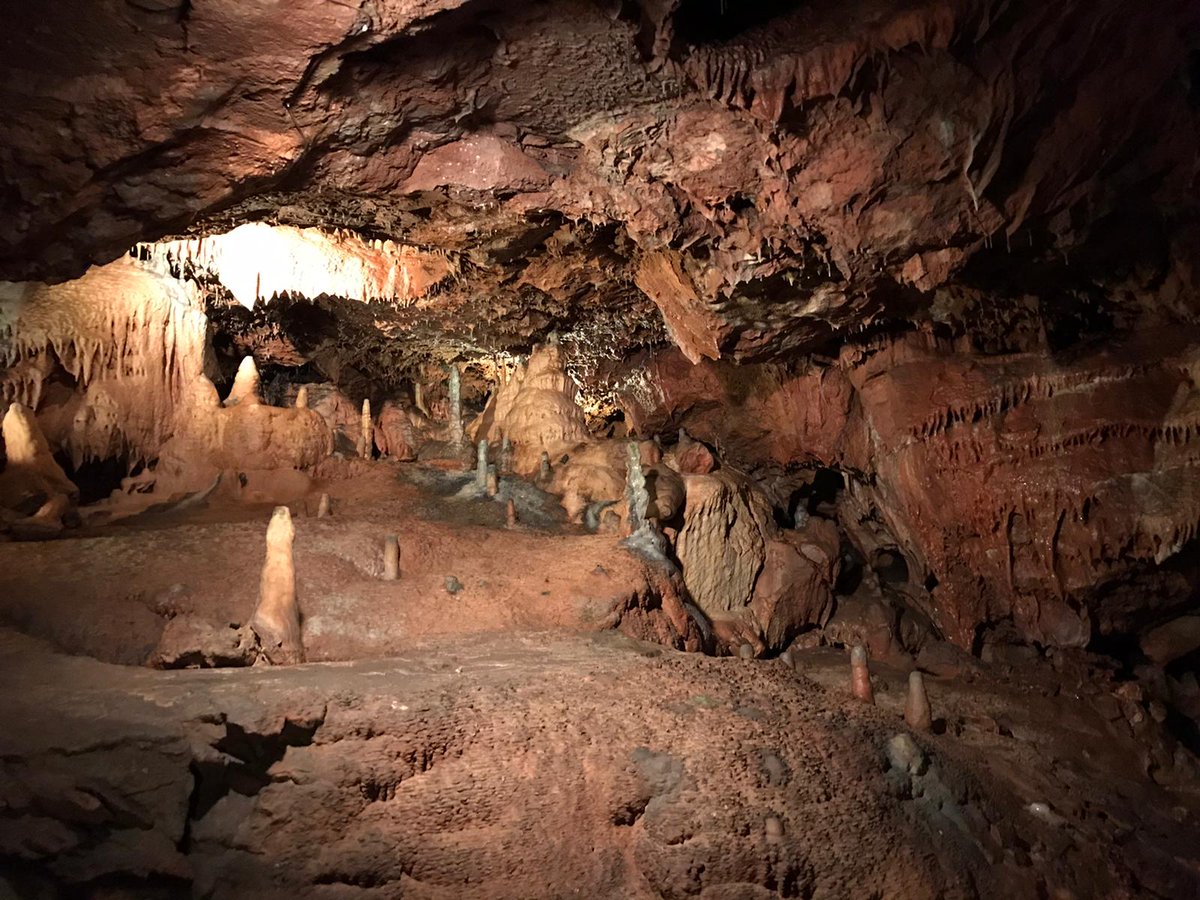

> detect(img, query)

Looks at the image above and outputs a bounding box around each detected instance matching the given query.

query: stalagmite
[850,645,875,704]
[486,466,499,497]
[448,364,463,450]
[539,451,551,482]
[295,386,309,409]
[358,398,373,458]
[738,642,755,660]
[382,534,400,581]
[317,493,331,518]
[905,670,932,731]
[476,439,490,490]
[506,498,517,528]
[625,440,649,534]
[225,355,261,407]
[250,506,303,665]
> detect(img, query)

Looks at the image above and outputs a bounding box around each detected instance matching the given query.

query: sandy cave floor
[0,463,1199,898]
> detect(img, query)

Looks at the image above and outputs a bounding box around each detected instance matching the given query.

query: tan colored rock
[905,671,932,731]
[374,401,418,460]
[675,471,775,618]
[0,402,78,511]
[382,535,400,581]
[224,356,262,407]
[469,345,589,474]
[357,398,373,458]
[250,506,303,665]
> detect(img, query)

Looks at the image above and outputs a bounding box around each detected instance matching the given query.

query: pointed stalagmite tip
[317,493,331,518]
[905,670,932,731]
[850,644,874,704]
[506,498,517,528]
[225,355,261,407]
[295,385,308,409]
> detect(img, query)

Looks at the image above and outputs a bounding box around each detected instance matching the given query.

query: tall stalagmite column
[358,398,373,458]
[625,440,649,534]
[448,365,464,451]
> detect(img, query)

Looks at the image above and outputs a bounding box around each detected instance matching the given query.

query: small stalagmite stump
[317,493,332,518]
[506,498,517,528]
[905,670,932,731]
[382,534,400,581]
[779,649,794,670]
[765,816,784,844]
[850,644,875,704]
[738,642,755,660]
[250,506,303,665]
[486,466,499,497]
[295,386,309,409]
[539,451,551,482]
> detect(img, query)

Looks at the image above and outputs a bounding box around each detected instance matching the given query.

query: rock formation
[373,401,419,460]
[0,402,78,513]
[470,345,590,474]
[250,506,303,665]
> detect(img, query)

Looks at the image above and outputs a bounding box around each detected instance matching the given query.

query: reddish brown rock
[373,401,419,461]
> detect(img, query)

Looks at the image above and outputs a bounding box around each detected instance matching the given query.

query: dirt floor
[1,463,1199,898]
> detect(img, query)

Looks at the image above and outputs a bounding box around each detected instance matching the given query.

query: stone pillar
[448,365,464,450]
[358,398,373,458]
[250,507,303,665]
[476,439,490,490]
[625,440,649,534]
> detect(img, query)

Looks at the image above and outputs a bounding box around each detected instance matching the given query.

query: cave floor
[4,625,1200,898]
[1,462,1199,897]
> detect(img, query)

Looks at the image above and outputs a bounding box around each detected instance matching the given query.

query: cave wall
[624,326,1200,649]
[0,256,332,500]
[0,257,208,467]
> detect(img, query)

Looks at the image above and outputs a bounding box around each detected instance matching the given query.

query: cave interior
[2,0,1200,897]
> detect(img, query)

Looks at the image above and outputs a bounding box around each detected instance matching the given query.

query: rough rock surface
[3,628,1199,899]
[673,471,834,651]
[627,328,1200,649]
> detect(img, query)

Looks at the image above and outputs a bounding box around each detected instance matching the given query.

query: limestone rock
[0,402,78,512]
[675,472,776,635]
[470,345,590,474]
[374,401,418,460]
[749,518,841,650]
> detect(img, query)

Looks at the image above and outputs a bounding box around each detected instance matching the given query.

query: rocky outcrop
[373,400,419,460]
[674,471,837,651]
[0,402,78,512]
[629,327,1200,651]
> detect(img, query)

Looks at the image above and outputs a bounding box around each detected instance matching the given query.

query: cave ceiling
[1,0,1197,374]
